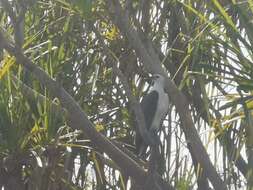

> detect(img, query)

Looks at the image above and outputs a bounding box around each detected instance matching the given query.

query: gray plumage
[135,74,169,156]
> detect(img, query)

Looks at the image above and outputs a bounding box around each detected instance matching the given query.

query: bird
[135,74,169,157]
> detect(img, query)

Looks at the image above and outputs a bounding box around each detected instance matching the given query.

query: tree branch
[0,28,150,188]
[107,1,227,189]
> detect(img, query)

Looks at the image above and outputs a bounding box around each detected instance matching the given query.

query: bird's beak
[147,75,159,84]
[146,76,155,84]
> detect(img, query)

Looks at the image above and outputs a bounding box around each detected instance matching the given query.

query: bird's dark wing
[135,90,158,156]
[135,90,159,156]
[140,90,159,129]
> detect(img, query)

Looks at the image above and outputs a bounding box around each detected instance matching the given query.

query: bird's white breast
[150,85,169,132]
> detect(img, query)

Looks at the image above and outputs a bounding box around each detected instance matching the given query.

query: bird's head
[150,74,166,86]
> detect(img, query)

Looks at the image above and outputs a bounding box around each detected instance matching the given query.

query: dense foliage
[0,0,253,189]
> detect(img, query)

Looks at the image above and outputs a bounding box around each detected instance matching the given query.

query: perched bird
[135,74,169,157]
